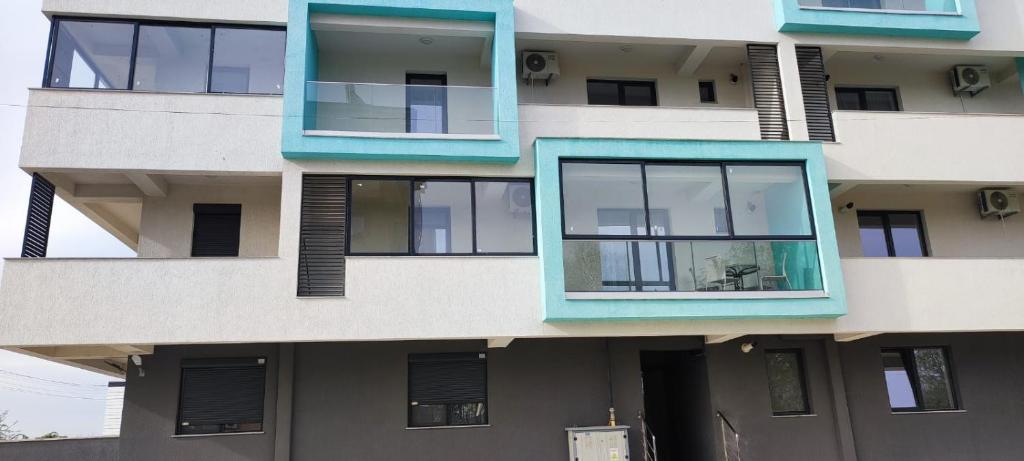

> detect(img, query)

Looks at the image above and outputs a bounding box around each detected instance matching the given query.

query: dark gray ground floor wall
[117,333,1024,461]
[0,437,118,461]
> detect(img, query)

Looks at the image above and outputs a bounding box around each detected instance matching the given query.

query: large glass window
[133,25,211,92]
[406,74,448,134]
[561,163,647,236]
[586,79,658,106]
[882,347,957,412]
[726,165,813,237]
[211,28,286,94]
[45,18,285,95]
[560,160,820,293]
[765,350,811,415]
[857,211,928,257]
[48,20,135,89]
[349,179,411,254]
[836,87,900,111]
[474,182,535,254]
[348,178,535,256]
[414,181,472,254]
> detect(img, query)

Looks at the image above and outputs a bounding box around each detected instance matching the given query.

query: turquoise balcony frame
[774,0,980,40]
[282,0,519,163]
[535,138,847,321]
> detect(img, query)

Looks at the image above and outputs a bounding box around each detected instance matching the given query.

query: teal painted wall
[534,138,847,321]
[282,0,520,163]
[774,0,980,40]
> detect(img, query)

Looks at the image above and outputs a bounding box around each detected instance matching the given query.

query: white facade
[3,0,1024,375]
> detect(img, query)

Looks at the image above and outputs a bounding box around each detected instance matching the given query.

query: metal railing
[304,81,495,135]
[639,414,658,461]
[718,412,742,461]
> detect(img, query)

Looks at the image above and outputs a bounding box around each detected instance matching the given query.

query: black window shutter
[298,175,347,297]
[191,204,241,257]
[409,353,487,403]
[796,46,836,142]
[22,173,55,258]
[747,44,790,141]
[177,358,266,432]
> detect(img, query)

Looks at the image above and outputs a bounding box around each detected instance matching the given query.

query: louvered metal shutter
[177,359,266,430]
[409,353,487,404]
[298,175,346,297]
[21,173,55,258]
[747,44,790,141]
[796,46,836,142]
[191,204,242,257]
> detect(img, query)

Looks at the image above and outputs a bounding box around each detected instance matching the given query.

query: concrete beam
[310,13,493,37]
[676,44,713,76]
[83,202,140,249]
[830,182,858,199]
[109,344,154,355]
[487,337,515,348]
[125,173,168,197]
[834,332,879,342]
[705,334,744,344]
[24,345,134,360]
[73,184,144,203]
[821,48,839,64]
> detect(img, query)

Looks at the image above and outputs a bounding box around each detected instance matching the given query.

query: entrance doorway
[640,350,714,461]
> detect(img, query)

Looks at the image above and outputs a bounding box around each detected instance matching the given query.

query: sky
[0,0,134,438]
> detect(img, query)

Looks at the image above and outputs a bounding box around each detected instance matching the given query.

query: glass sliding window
[586,80,657,106]
[211,28,286,94]
[726,165,813,237]
[765,350,811,415]
[882,347,957,412]
[474,182,534,254]
[48,20,134,89]
[561,163,647,236]
[835,87,900,111]
[414,181,472,254]
[856,211,928,257]
[349,179,411,254]
[133,25,212,92]
[645,164,728,236]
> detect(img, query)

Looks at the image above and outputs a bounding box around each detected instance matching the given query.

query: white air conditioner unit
[951,65,990,96]
[522,51,560,83]
[979,189,1020,218]
[506,183,532,215]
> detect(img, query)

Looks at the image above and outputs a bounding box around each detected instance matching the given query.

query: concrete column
[274,343,295,461]
[777,40,811,141]
[824,340,859,461]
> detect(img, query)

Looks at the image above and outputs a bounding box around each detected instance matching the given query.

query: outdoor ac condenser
[566,426,630,461]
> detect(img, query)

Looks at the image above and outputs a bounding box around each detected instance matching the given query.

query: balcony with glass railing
[776,0,979,39]
[563,240,822,294]
[304,81,496,138]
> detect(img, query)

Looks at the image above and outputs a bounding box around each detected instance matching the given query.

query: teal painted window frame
[282,0,519,163]
[774,0,980,40]
[534,138,847,321]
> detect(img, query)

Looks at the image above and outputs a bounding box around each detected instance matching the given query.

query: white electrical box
[566,426,630,461]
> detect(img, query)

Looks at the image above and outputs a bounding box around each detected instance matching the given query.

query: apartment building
[1,0,1023,460]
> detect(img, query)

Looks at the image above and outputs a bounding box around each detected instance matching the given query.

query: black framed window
[835,87,900,111]
[406,73,448,134]
[560,160,815,240]
[586,79,658,106]
[857,211,928,257]
[176,357,266,435]
[191,204,242,257]
[698,80,717,103]
[347,177,536,256]
[765,350,811,415]
[882,347,958,412]
[44,17,285,95]
[408,353,487,428]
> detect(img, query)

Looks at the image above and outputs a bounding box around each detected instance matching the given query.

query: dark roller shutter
[191,204,241,257]
[409,353,487,403]
[747,44,790,141]
[21,173,55,258]
[796,46,836,142]
[298,175,346,297]
[177,358,265,433]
